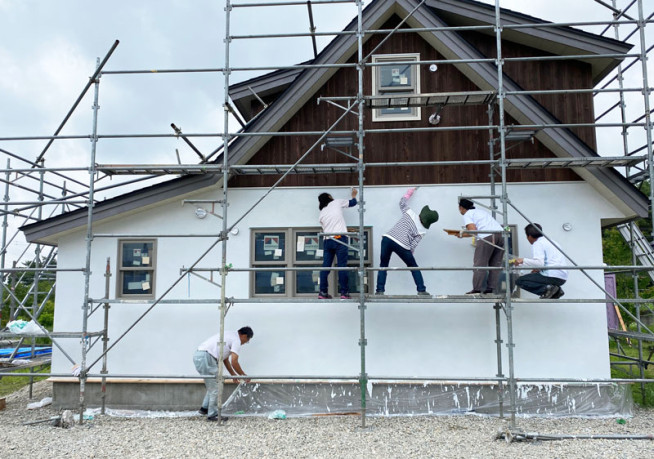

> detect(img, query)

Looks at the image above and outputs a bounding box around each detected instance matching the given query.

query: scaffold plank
[97,156,644,176]
[365,91,496,108]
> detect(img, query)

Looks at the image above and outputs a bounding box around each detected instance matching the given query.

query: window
[372,53,421,122]
[250,228,373,297]
[117,240,156,298]
[506,224,519,258]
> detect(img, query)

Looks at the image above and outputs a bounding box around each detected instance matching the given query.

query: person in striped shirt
[375,187,439,296]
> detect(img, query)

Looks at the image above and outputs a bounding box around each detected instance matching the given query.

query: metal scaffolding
[1,0,653,441]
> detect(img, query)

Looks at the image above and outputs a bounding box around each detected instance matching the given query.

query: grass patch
[0,365,50,398]
[609,339,654,407]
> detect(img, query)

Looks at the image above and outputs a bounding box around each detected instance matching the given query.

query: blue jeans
[320,237,349,295]
[516,272,566,296]
[376,236,426,293]
[193,350,218,418]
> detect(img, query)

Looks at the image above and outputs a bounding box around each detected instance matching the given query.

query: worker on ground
[193,326,253,421]
[375,187,438,296]
[457,198,504,294]
[318,188,358,299]
[513,223,568,299]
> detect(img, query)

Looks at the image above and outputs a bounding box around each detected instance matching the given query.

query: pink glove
[403,187,416,199]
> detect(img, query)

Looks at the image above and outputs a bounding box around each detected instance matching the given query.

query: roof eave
[426,0,632,85]
[21,174,221,245]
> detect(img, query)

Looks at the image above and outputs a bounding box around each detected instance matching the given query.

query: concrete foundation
[51,378,633,417]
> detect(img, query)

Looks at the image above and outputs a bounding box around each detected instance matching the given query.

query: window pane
[254,267,286,294]
[121,271,153,295]
[381,106,413,116]
[346,270,369,294]
[122,242,154,268]
[347,231,369,262]
[254,232,286,262]
[295,231,324,262]
[379,63,413,89]
[296,269,321,294]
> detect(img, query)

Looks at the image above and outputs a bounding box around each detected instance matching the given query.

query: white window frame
[250,227,373,298]
[116,239,156,299]
[372,53,421,122]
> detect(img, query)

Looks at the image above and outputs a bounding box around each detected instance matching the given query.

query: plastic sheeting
[73,381,633,419]
[220,381,633,418]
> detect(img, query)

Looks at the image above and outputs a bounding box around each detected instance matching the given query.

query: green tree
[1,256,56,330]
[602,181,654,323]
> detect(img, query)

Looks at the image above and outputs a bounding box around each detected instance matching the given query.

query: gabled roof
[21,0,647,244]
[429,0,631,84]
[230,0,631,121]
[224,0,646,216]
[230,66,305,121]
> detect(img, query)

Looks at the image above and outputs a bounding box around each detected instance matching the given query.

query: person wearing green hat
[375,187,439,296]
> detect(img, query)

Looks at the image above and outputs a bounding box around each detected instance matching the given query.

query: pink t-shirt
[319,199,352,237]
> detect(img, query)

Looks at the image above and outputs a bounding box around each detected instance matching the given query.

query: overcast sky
[0,0,652,264]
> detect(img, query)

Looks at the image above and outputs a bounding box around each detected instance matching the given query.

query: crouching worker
[375,187,438,296]
[193,326,253,421]
[513,223,568,299]
[318,188,358,299]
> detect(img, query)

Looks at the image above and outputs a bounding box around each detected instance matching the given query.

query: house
[21,0,647,415]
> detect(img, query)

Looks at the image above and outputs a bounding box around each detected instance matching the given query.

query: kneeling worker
[513,223,567,299]
[193,326,253,421]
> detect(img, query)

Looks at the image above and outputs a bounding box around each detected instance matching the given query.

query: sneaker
[417,291,431,296]
[340,293,352,299]
[207,415,229,422]
[318,292,333,299]
[198,407,208,415]
[465,290,482,295]
[539,285,560,299]
[552,288,565,299]
[483,290,494,295]
[374,291,385,295]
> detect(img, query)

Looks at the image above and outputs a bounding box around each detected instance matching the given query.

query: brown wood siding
[231,16,590,188]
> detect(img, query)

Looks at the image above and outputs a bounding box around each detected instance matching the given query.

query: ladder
[617,222,654,283]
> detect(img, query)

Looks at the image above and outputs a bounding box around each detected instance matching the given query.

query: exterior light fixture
[562,222,572,232]
[195,207,208,219]
[429,64,438,72]
[428,113,441,125]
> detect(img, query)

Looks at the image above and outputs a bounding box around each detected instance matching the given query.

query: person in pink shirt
[318,188,358,299]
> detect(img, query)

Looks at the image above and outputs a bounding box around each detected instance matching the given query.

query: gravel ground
[1,381,653,458]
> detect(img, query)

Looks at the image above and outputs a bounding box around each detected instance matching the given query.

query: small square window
[372,53,421,122]
[254,267,286,295]
[295,269,321,295]
[253,232,286,262]
[117,240,156,298]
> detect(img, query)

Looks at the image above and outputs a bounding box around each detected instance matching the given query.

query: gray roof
[22,0,648,244]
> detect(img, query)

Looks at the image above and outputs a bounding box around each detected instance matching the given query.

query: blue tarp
[0,346,52,359]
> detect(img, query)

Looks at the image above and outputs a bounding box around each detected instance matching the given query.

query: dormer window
[371,53,421,122]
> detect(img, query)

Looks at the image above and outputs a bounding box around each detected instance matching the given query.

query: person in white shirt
[458,198,505,294]
[318,188,358,299]
[193,326,253,421]
[514,223,568,299]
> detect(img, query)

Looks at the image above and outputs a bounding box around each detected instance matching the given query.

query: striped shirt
[383,197,426,252]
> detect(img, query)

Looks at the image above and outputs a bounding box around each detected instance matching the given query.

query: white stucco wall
[50,182,623,380]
